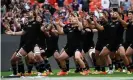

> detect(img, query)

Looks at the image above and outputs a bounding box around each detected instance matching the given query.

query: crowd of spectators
[1,0,133,34]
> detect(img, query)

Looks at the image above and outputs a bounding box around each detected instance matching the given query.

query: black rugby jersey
[125,21,133,43]
[63,24,82,47]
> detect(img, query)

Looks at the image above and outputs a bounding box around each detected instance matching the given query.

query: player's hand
[55,18,60,25]
[86,15,90,20]
[93,16,97,23]
[5,30,13,35]
[116,12,121,20]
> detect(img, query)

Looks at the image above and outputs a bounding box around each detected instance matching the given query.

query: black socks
[109,64,113,70]
[27,63,33,73]
[44,59,52,72]
[11,64,17,75]
[18,60,25,74]
[66,60,69,71]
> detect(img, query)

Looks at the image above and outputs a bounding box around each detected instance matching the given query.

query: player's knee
[125,51,131,56]
[119,52,126,58]
[54,53,60,59]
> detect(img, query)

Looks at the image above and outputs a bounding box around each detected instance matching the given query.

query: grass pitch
[1,69,133,77]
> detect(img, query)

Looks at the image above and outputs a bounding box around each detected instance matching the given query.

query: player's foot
[41,72,48,76]
[118,68,122,72]
[122,69,127,73]
[108,70,114,74]
[37,72,48,76]
[106,69,109,73]
[21,73,25,76]
[49,72,54,75]
[25,72,32,76]
[66,70,70,74]
[99,71,107,75]
[46,71,54,75]
[32,71,37,74]
[91,70,100,74]
[37,72,42,76]
[67,70,71,73]
[57,71,67,76]
[87,70,91,74]
[115,70,120,72]
[80,71,89,75]
[127,71,132,74]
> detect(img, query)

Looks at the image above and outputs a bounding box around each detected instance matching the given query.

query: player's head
[28,11,36,18]
[128,11,133,20]
[36,15,43,23]
[29,11,34,17]
[69,16,77,25]
[111,11,118,20]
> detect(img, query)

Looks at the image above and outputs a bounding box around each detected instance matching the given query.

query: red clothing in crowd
[48,0,57,6]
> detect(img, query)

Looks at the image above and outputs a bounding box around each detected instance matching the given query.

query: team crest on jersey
[69,30,73,32]
[68,28,71,30]
[28,25,32,27]
[33,22,36,24]
[116,22,119,25]
[111,25,115,27]
[69,28,73,32]
[110,23,112,25]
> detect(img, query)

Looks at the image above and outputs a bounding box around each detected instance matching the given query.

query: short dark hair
[128,10,133,14]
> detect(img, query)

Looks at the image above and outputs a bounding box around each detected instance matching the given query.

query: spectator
[72,0,79,11]
[123,0,131,13]
[80,0,90,12]
[57,0,65,7]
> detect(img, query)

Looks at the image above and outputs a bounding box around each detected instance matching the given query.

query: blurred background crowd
[1,0,133,34]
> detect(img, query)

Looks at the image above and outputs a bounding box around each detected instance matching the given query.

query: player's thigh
[117,46,126,57]
[100,46,110,56]
[58,51,69,61]
[126,46,133,56]
[75,50,83,60]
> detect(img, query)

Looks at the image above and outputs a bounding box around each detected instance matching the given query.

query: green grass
[1,69,133,77]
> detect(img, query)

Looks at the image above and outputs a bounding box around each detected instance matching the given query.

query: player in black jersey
[41,24,59,58]
[5,19,28,76]
[6,11,47,76]
[5,17,38,76]
[40,22,61,75]
[55,15,88,76]
[5,15,42,76]
[98,11,130,74]
[75,17,96,73]
[92,11,110,74]
[35,16,62,75]
[82,17,95,54]
[120,11,133,74]
[110,11,132,74]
